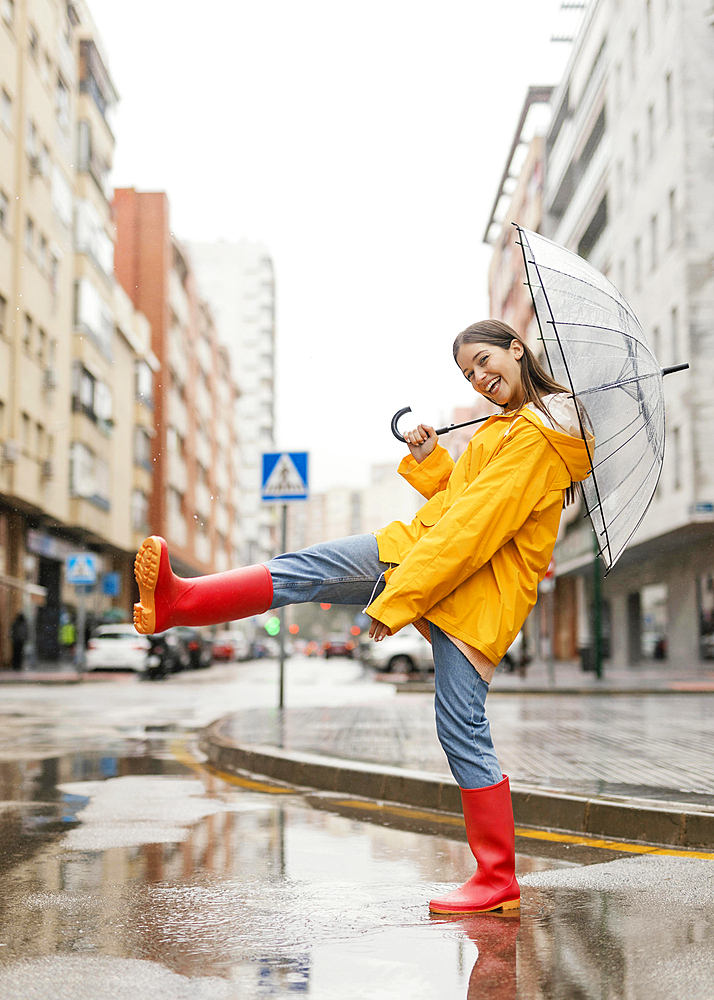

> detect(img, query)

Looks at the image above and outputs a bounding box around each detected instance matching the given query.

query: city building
[187,240,276,565]
[488,0,714,669]
[0,0,156,662]
[113,189,243,578]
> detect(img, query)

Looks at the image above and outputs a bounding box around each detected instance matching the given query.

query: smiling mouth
[485,376,501,395]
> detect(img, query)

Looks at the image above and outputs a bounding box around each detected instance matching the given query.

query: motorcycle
[144,633,186,680]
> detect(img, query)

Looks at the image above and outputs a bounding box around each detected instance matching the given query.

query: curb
[389,681,714,696]
[200,715,714,851]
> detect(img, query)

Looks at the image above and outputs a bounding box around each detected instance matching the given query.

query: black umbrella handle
[662,364,689,376]
[391,406,491,443]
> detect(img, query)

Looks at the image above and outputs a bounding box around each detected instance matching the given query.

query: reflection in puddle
[0,745,711,998]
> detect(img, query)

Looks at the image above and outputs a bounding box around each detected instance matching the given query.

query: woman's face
[456,339,525,411]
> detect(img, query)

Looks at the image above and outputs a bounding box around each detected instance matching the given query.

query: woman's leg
[134,533,388,634]
[267,534,390,609]
[430,623,502,788]
[429,623,519,915]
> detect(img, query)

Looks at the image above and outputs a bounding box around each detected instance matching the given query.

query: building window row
[75,197,113,277]
[70,441,110,510]
[134,426,152,471]
[71,362,113,431]
[74,277,113,358]
[131,489,149,534]
[135,359,154,408]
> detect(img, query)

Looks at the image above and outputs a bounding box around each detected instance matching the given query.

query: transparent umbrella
[516,225,687,573]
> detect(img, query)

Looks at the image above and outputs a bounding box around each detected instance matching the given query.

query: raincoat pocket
[416,494,444,526]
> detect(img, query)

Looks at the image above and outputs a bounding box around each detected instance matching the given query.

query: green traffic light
[265,616,280,636]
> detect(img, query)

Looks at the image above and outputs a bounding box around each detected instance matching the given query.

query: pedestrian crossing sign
[261,452,309,502]
[66,553,98,585]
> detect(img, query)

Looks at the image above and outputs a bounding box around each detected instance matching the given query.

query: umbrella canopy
[516,225,684,574]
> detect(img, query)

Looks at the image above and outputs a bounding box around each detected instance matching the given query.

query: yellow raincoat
[366,397,593,666]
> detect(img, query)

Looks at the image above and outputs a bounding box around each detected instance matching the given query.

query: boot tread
[133,536,161,634]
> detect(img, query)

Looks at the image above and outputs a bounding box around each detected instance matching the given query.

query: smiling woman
[132,316,592,918]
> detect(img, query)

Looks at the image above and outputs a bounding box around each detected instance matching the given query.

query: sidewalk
[201,665,714,850]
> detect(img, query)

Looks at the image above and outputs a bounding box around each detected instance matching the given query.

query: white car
[360,625,434,674]
[85,624,150,673]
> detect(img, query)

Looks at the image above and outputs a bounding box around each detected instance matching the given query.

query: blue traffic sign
[66,552,98,585]
[262,452,309,502]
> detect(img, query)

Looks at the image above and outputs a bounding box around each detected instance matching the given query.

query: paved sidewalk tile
[219,691,714,804]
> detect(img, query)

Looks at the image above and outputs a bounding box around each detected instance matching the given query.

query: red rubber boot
[429,775,520,914]
[133,536,273,635]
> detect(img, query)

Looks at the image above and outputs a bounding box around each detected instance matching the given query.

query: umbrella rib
[517,233,554,378]
[576,371,660,396]
[517,226,612,567]
[545,320,653,349]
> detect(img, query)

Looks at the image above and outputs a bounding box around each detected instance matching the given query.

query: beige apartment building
[0,0,157,663]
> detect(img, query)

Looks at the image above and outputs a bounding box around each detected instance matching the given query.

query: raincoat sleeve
[367,420,561,632]
[396,443,454,500]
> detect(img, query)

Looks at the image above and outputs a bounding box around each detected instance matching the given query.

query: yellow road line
[170,740,293,795]
[171,743,714,859]
[331,797,714,860]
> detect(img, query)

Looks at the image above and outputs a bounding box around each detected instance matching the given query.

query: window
[23,313,32,354]
[28,23,38,61]
[0,190,8,230]
[668,189,677,246]
[131,490,149,533]
[41,50,51,86]
[665,72,673,129]
[135,360,154,407]
[647,104,655,161]
[0,294,6,335]
[75,278,113,357]
[37,327,45,364]
[21,412,30,451]
[51,163,73,227]
[70,441,110,508]
[38,233,47,269]
[49,253,59,295]
[55,74,70,133]
[134,426,152,469]
[651,326,661,359]
[673,427,681,490]
[75,198,113,275]
[24,215,34,255]
[1,89,12,133]
[633,238,642,292]
[650,214,658,271]
[629,29,637,83]
[26,116,37,156]
[40,142,50,176]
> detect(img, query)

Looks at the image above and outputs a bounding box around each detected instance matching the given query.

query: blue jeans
[266,534,502,789]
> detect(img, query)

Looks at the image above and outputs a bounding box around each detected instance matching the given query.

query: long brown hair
[454,319,581,505]
[452,319,569,422]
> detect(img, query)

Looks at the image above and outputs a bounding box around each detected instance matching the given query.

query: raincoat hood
[523,394,593,483]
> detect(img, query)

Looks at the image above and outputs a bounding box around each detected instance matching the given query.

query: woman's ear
[511,339,524,360]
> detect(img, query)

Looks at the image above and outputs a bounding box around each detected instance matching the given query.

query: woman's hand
[403,423,437,464]
[369,617,392,642]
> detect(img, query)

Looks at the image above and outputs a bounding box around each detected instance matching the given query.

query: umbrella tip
[661,363,689,376]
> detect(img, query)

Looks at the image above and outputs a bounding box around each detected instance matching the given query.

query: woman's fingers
[368,617,391,641]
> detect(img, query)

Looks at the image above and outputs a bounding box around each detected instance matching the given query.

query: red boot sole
[133,536,161,634]
[429,896,520,915]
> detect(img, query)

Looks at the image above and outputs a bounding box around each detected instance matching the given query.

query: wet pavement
[0,658,713,998]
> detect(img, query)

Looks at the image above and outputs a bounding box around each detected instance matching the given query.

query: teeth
[487,377,500,393]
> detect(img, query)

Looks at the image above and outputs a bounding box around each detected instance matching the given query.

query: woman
[133,319,592,915]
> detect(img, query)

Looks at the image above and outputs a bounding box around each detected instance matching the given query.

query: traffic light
[265,616,280,636]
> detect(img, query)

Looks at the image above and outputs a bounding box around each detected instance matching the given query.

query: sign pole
[261,451,309,713]
[278,503,287,710]
[74,584,87,676]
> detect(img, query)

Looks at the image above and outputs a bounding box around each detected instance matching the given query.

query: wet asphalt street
[0,657,712,999]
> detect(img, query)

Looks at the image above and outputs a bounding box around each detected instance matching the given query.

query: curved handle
[390,406,412,443]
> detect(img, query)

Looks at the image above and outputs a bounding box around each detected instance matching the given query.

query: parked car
[323,635,356,659]
[85,624,150,674]
[146,630,189,675]
[211,631,250,662]
[360,625,433,674]
[173,627,213,670]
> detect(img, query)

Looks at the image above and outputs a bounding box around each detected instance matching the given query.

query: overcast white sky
[89,0,574,491]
